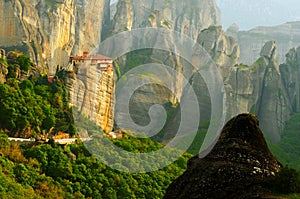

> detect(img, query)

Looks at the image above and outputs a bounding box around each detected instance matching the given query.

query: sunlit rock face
[164,113,282,199]
[0,0,109,71]
[66,53,115,132]
[111,0,221,39]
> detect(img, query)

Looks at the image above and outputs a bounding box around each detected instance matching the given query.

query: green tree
[16,54,31,72]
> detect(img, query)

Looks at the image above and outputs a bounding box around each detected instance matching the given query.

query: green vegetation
[16,54,31,72]
[236,64,249,69]
[0,51,191,198]
[251,57,265,72]
[187,120,210,155]
[268,111,300,171]
[0,52,74,138]
[264,166,300,198]
[0,57,8,66]
[121,49,152,75]
[0,132,191,198]
[148,14,155,20]
[161,20,171,29]
[45,0,59,9]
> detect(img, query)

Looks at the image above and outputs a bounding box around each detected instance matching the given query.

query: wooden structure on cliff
[67,52,114,133]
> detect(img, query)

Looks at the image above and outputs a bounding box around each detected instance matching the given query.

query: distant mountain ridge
[227,21,300,65]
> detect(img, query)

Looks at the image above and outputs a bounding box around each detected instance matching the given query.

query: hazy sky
[216,0,300,30]
[110,0,300,30]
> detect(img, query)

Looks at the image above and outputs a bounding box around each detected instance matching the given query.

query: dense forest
[0,51,300,198]
[0,51,75,138]
[268,112,300,171]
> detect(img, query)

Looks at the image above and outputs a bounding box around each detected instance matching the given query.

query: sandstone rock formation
[109,0,298,142]
[164,113,282,199]
[0,49,8,83]
[0,62,8,84]
[254,41,292,142]
[3,0,300,144]
[0,0,110,72]
[111,0,221,40]
[0,0,49,66]
[65,55,115,133]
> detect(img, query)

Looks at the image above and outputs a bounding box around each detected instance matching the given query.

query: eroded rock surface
[0,0,109,71]
[164,113,282,199]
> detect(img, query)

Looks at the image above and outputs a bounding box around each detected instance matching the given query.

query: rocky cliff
[0,0,110,72]
[164,113,282,199]
[111,0,221,39]
[109,0,222,131]
[108,1,300,141]
[65,60,115,133]
[224,41,293,142]
[2,0,300,141]
[280,46,300,112]
[197,26,239,78]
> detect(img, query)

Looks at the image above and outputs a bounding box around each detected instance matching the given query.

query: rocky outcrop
[224,41,292,142]
[0,62,8,84]
[65,62,115,133]
[0,49,8,83]
[72,0,110,55]
[109,0,221,131]
[0,0,49,67]
[111,0,221,40]
[197,26,240,78]
[111,0,133,34]
[280,46,300,112]
[164,113,282,199]
[254,41,291,142]
[0,0,110,72]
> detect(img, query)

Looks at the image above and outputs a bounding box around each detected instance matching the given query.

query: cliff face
[0,0,110,72]
[66,61,115,132]
[72,0,110,55]
[164,114,282,199]
[224,41,293,142]
[280,46,300,112]
[109,0,221,130]
[197,26,240,78]
[109,1,299,140]
[111,0,221,39]
[0,0,49,66]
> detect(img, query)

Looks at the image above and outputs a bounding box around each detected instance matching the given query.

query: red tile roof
[70,52,112,61]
